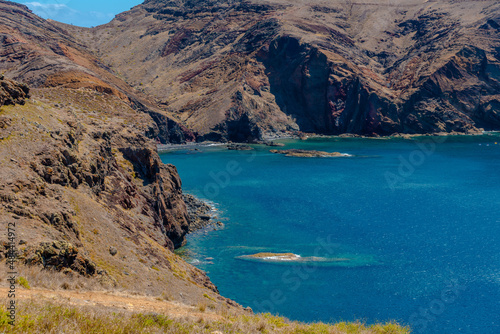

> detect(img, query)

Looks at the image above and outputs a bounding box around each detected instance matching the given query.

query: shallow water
[160,135,500,333]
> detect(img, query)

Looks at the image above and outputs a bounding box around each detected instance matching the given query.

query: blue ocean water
[160,135,500,333]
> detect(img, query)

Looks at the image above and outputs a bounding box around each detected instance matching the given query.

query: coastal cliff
[0,78,223,301]
[0,0,235,311]
[63,0,500,141]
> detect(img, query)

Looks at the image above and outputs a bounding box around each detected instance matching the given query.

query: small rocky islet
[270,149,352,158]
[236,252,350,264]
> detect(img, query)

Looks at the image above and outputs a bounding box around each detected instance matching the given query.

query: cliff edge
[62,0,500,141]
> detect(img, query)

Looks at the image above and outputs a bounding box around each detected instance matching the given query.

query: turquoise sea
[160,135,500,333]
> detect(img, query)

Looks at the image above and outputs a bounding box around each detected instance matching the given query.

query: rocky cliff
[70,0,499,140]
[0,0,193,143]
[0,0,243,309]
[0,80,227,301]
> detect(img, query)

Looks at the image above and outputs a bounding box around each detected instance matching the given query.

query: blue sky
[17,1,143,27]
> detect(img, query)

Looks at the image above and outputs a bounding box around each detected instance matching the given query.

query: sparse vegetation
[0,265,106,292]
[197,302,207,312]
[17,277,30,290]
[0,299,411,334]
[202,293,216,302]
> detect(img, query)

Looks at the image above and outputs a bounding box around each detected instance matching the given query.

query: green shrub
[17,277,30,290]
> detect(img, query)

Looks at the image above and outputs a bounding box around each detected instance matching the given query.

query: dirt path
[0,287,224,321]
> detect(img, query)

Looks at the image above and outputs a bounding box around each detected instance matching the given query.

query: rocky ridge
[66,0,500,141]
[0,83,226,306]
[0,0,193,144]
[0,1,242,308]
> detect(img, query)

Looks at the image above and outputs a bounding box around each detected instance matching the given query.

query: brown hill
[0,80,227,306]
[0,0,194,143]
[0,1,223,309]
[63,0,500,141]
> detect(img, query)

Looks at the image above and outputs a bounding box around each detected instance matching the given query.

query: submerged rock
[270,149,350,157]
[236,252,350,264]
[227,144,254,151]
[265,141,285,147]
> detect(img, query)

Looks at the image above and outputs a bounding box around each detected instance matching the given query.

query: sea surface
[160,135,500,333]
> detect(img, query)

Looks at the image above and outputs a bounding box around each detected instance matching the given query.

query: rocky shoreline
[157,130,495,152]
[183,194,224,233]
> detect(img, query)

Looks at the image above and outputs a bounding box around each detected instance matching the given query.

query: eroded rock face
[399,46,500,133]
[121,146,190,249]
[0,86,222,304]
[0,76,29,107]
[0,0,190,144]
[24,128,190,250]
[82,0,499,140]
[23,241,98,276]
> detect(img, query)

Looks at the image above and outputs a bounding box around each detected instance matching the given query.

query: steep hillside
[0,0,193,143]
[0,0,247,314]
[0,78,230,307]
[72,0,500,141]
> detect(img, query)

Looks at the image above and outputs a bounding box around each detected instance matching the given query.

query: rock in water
[227,144,254,150]
[270,149,350,157]
[236,252,351,264]
[265,141,285,147]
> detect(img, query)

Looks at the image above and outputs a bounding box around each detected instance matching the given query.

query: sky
[17,0,143,27]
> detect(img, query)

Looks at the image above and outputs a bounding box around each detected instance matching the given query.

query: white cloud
[89,11,114,21]
[24,2,77,19]
[23,2,114,27]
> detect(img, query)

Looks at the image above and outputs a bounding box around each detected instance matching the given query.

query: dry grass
[0,266,411,333]
[0,297,411,334]
[0,264,108,292]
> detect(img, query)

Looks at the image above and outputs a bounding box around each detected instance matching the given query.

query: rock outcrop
[22,241,99,276]
[0,76,29,107]
[183,194,223,232]
[270,149,349,158]
[74,0,499,140]
[0,0,190,143]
